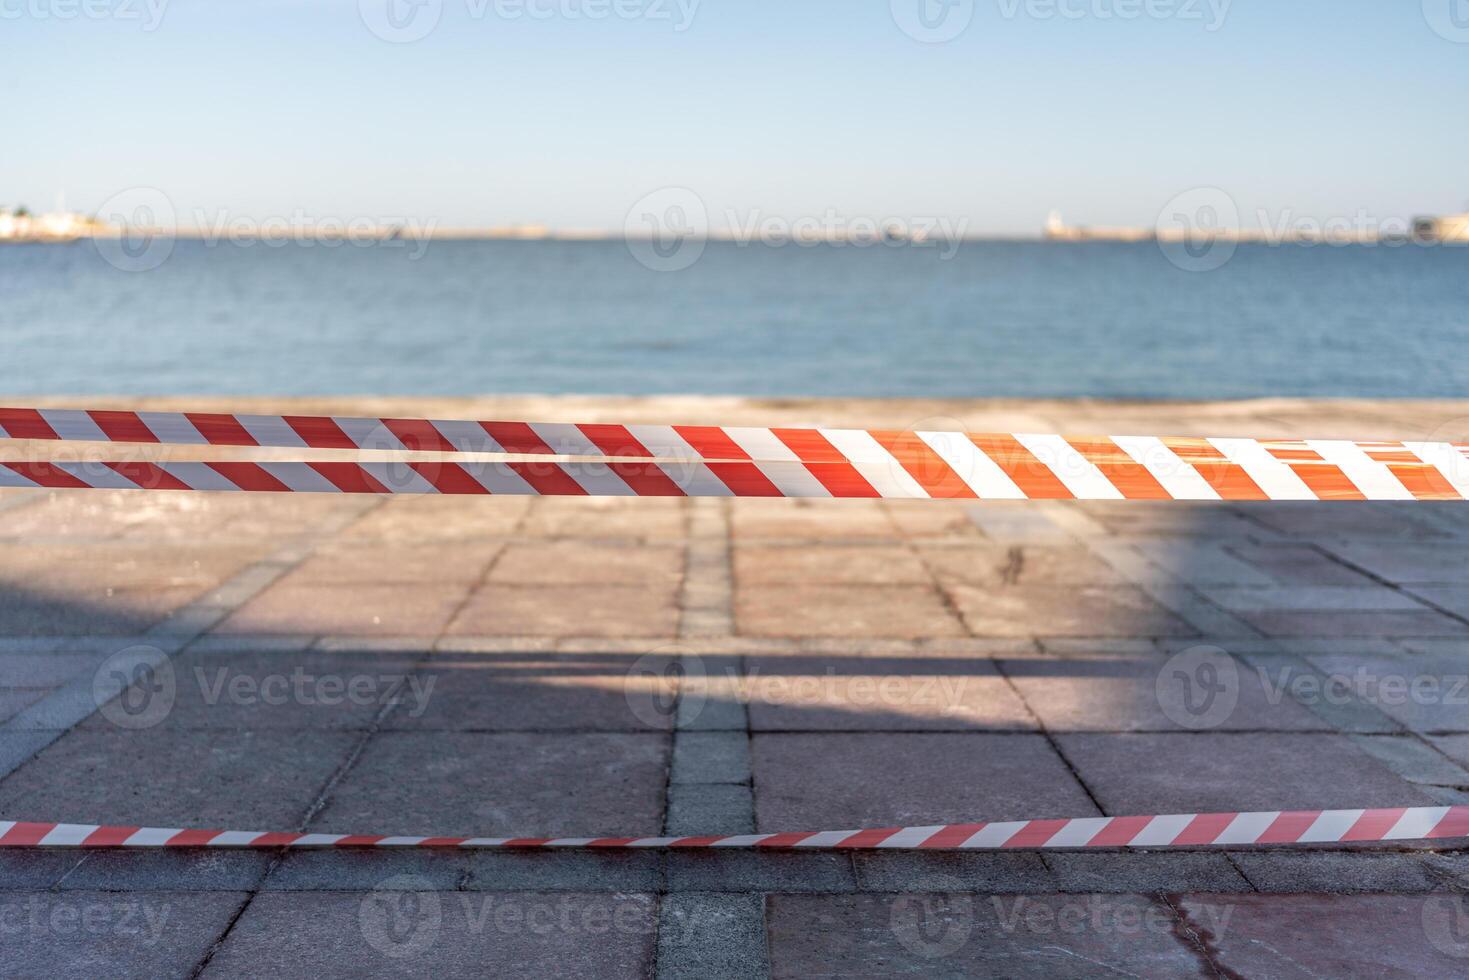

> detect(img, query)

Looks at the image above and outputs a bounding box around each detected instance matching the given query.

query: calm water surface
[2,240,1465,398]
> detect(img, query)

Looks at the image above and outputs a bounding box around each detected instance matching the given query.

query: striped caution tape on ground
[3,806,1467,850]
[2,405,1469,501]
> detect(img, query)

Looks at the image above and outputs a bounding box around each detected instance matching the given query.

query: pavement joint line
[1044,506,1469,808]
[0,498,381,783]
[189,497,450,977]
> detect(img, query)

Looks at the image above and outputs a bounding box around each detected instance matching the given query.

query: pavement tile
[1222,543,1381,586]
[1238,609,1469,638]
[751,733,1097,829]
[0,585,204,636]
[1182,893,1469,977]
[1428,734,1469,764]
[0,543,261,593]
[464,851,664,893]
[1228,851,1438,893]
[1043,851,1251,893]
[736,585,965,639]
[217,583,471,636]
[1124,540,1277,586]
[448,585,679,638]
[489,541,683,587]
[1301,651,1469,732]
[1001,652,1329,732]
[662,852,859,893]
[1247,503,1444,540]
[1054,732,1435,813]
[266,850,471,892]
[57,850,273,891]
[657,893,769,980]
[281,543,503,585]
[1320,543,1469,585]
[671,731,751,784]
[0,689,45,724]
[387,651,676,732]
[852,851,1054,893]
[947,584,1197,638]
[0,890,246,980]
[338,496,531,540]
[730,501,899,540]
[1198,586,1428,612]
[766,893,1202,979]
[0,728,359,827]
[743,655,1035,731]
[0,653,113,690]
[734,545,929,585]
[1405,586,1469,621]
[665,783,755,835]
[0,851,87,889]
[880,502,982,540]
[917,544,1120,588]
[77,648,429,731]
[517,496,685,539]
[313,732,668,838]
[200,891,656,979]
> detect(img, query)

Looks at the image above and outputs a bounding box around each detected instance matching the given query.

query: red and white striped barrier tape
[2,405,1469,501]
[3,806,1466,850]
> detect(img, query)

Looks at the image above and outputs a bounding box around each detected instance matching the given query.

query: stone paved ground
[4,396,1469,977]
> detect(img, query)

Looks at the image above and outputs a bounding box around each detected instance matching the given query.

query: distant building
[1414,212,1469,243]
[1043,210,1154,243]
[0,206,96,243]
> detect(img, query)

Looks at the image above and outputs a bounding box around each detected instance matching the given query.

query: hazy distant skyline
[5,0,1468,236]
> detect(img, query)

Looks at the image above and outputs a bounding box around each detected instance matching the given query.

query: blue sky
[4,0,1467,235]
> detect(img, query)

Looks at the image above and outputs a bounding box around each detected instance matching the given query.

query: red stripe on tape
[578,424,655,459]
[0,822,55,846]
[1002,819,1069,848]
[83,826,141,846]
[383,418,456,453]
[0,408,59,441]
[4,462,90,489]
[87,411,160,444]
[481,422,554,455]
[1258,810,1321,844]
[1085,815,1153,847]
[918,824,987,848]
[407,461,492,495]
[1172,812,1239,846]
[185,412,259,446]
[206,462,291,493]
[705,462,783,497]
[1429,807,1469,840]
[105,462,192,492]
[1342,808,1407,842]
[308,463,391,494]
